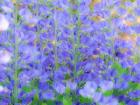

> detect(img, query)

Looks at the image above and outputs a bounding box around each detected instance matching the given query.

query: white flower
[138,101,140,105]
[0,85,9,93]
[0,14,9,31]
[1,6,12,13]
[0,50,11,64]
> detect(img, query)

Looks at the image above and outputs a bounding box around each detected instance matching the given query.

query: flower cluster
[0,0,140,105]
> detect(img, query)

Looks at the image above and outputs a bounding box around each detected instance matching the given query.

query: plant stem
[72,1,81,79]
[54,9,59,71]
[12,4,19,105]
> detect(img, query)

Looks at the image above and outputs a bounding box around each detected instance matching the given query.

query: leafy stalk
[12,3,20,105]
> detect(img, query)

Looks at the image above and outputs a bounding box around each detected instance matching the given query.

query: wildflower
[79,81,97,98]
[19,9,39,27]
[0,14,9,32]
[66,81,77,90]
[53,82,66,94]
[1,6,12,13]
[42,91,54,100]
[0,50,11,64]
[100,80,114,92]
[0,85,9,93]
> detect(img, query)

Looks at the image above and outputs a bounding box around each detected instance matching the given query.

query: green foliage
[17,68,23,76]
[30,78,39,89]
[22,85,32,93]
[67,8,78,15]
[119,101,126,105]
[103,90,114,96]
[65,73,71,80]
[57,94,64,102]
[130,0,136,2]
[112,61,128,76]
[78,96,93,104]
[78,81,86,88]
[76,69,84,77]
[128,82,140,90]
[63,97,72,105]
[43,100,55,105]
[30,94,40,105]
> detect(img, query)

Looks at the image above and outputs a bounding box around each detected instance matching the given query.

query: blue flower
[135,8,140,16]
[133,63,140,73]
[42,91,54,100]
[128,90,140,98]
[136,37,140,46]
[93,92,102,102]
[79,81,97,98]
[133,25,140,34]
[66,81,77,90]
[53,82,66,94]
[100,80,114,92]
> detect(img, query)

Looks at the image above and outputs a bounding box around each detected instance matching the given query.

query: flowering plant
[0,0,140,105]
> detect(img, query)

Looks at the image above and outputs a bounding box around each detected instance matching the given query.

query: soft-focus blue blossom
[135,8,140,16]
[133,63,140,73]
[136,36,140,46]
[93,92,102,102]
[42,91,55,100]
[100,80,114,91]
[53,82,66,94]
[66,81,77,90]
[133,25,140,34]
[79,81,97,98]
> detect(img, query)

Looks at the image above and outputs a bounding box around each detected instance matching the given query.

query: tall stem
[72,1,81,79]
[12,4,19,105]
[54,9,59,71]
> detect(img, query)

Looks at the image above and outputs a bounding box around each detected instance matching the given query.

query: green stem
[72,1,81,79]
[12,4,19,105]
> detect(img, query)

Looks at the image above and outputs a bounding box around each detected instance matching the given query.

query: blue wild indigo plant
[0,0,140,105]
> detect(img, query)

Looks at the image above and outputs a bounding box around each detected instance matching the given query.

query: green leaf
[103,90,113,96]
[57,94,63,101]
[113,89,129,96]
[45,100,55,105]
[65,88,71,95]
[130,0,136,2]
[30,78,39,89]
[78,96,92,104]
[67,8,78,15]
[112,61,128,76]
[128,82,140,90]
[22,85,32,93]
[41,100,55,105]
[131,97,140,101]
[63,97,72,105]
[65,74,71,80]
[41,103,47,105]
[16,68,23,76]
[78,81,86,88]
[119,102,125,105]
[47,80,53,85]
[30,94,40,105]
[76,70,84,77]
